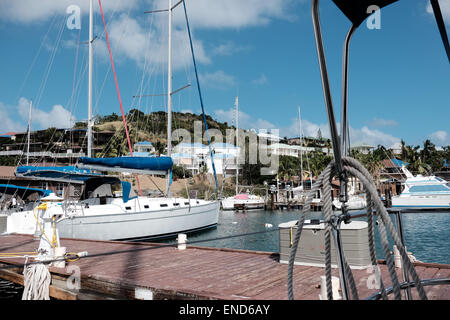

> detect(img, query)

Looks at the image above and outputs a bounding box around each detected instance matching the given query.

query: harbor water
[157,209,450,265]
[1,209,449,299]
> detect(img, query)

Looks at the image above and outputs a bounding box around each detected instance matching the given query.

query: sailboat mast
[166,0,173,196]
[235,96,239,195]
[26,99,32,166]
[298,106,303,186]
[87,0,94,158]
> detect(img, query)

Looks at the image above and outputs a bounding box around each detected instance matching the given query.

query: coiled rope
[22,261,51,300]
[287,156,428,300]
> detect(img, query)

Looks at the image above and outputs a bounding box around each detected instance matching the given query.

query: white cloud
[427,1,450,25]
[268,115,401,147]
[16,97,75,130]
[166,0,298,29]
[0,102,25,133]
[214,108,246,126]
[214,108,277,131]
[211,41,251,56]
[284,117,330,140]
[0,0,300,72]
[0,0,137,24]
[0,98,74,133]
[429,130,449,145]
[252,74,268,86]
[199,70,236,89]
[351,126,400,147]
[1,0,299,28]
[93,13,211,71]
[213,109,403,148]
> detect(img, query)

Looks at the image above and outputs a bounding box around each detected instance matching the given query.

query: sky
[0,0,449,149]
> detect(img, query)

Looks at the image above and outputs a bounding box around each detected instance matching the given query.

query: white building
[133,141,155,156]
[265,143,318,158]
[211,142,240,157]
[257,132,280,144]
[389,142,402,155]
[172,142,241,176]
[173,143,209,157]
[206,153,240,176]
[350,142,375,155]
[171,153,203,175]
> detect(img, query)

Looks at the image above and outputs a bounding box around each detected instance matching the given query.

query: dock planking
[0,234,449,300]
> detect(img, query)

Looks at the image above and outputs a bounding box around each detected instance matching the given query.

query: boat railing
[62,200,85,216]
[351,208,450,300]
[366,278,450,300]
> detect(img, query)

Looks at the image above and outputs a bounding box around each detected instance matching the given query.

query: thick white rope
[22,263,51,300]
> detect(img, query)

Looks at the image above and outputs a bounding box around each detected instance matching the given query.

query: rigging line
[141,53,160,137]
[182,0,219,194]
[15,13,59,101]
[430,0,450,63]
[98,0,133,153]
[69,28,82,115]
[17,17,66,168]
[98,0,142,195]
[0,228,280,271]
[92,0,134,118]
[34,16,66,112]
[133,16,155,147]
[67,29,83,166]
[92,0,135,152]
[27,126,70,167]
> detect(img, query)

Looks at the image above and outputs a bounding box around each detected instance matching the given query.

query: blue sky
[0,0,448,148]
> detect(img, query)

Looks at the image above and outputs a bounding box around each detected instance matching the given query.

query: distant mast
[298,106,303,186]
[166,0,173,196]
[26,99,33,166]
[235,96,239,195]
[87,0,94,158]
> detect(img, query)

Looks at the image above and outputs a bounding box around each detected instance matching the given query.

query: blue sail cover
[121,181,137,203]
[0,184,52,198]
[79,157,173,171]
[16,166,100,182]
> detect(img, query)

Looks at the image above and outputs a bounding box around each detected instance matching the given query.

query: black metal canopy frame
[310,0,450,300]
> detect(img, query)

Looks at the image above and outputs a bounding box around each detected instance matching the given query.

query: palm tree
[308,149,332,178]
[359,152,384,185]
[400,139,408,162]
[153,141,165,155]
[404,145,428,175]
[421,139,435,165]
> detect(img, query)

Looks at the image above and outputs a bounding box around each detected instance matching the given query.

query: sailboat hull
[333,195,367,211]
[221,197,265,210]
[57,200,220,241]
[5,198,220,241]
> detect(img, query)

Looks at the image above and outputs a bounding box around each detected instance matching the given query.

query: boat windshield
[409,185,450,193]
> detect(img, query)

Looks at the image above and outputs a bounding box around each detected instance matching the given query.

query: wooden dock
[265,201,304,211]
[0,234,449,300]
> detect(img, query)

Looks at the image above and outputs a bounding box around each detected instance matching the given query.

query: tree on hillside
[307,149,332,178]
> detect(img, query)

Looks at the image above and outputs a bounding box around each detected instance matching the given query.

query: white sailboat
[292,106,312,203]
[220,97,265,211]
[6,0,219,241]
[332,184,367,211]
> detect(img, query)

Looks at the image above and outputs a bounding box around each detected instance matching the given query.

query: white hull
[6,197,219,241]
[392,195,450,208]
[333,195,367,211]
[391,167,450,208]
[221,197,265,210]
